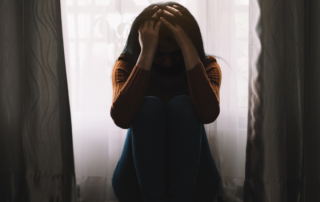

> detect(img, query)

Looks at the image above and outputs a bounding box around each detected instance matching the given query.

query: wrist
[136,51,155,71]
[181,41,196,54]
[181,44,201,71]
[141,49,156,57]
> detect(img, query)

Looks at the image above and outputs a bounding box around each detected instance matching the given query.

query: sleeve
[110,55,151,129]
[185,56,222,124]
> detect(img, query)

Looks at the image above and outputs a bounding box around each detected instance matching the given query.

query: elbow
[110,107,132,129]
[201,104,220,124]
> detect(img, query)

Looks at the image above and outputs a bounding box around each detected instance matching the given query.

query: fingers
[152,8,162,19]
[162,10,175,17]
[149,19,154,29]
[160,17,174,30]
[141,5,182,32]
[154,20,162,32]
[143,20,149,30]
[165,5,182,16]
[139,19,160,33]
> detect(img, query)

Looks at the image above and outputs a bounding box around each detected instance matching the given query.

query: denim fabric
[112,95,220,202]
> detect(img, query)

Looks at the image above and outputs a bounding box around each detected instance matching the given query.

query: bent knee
[168,95,191,107]
[138,96,166,112]
[142,96,165,108]
[167,95,198,121]
[133,96,167,125]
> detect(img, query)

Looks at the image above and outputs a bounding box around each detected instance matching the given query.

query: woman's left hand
[160,5,195,51]
[160,5,201,71]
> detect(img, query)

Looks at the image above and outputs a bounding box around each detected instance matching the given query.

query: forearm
[186,62,220,123]
[111,63,151,129]
[181,42,201,71]
[136,51,155,71]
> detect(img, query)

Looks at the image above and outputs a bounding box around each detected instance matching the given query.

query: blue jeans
[112,95,220,202]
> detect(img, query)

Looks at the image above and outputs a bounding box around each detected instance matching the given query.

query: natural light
[61,0,249,201]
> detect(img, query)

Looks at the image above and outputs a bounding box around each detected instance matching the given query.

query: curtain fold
[244,0,320,201]
[0,0,76,201]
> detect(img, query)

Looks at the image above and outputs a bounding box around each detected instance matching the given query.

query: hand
[161,5,201,71]
[138,6,162,55]
[160,5,195,51]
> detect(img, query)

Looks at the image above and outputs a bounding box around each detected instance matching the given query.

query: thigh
[193,124,220,202]
[112,95,166,202]
[112,128,143,202]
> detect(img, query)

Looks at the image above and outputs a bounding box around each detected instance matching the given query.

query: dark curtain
[244,0,320,201]
[0,0,76,201]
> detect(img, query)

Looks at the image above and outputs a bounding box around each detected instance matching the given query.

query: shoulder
[204,55,217,65]
[203,55,222,81]
[117,54,136,65]
[203,55,220,71]
[114,54,135,72]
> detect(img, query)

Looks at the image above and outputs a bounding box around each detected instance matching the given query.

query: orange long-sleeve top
[110,54,222,129]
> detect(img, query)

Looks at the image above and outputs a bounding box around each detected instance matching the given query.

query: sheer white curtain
[60,0,248,201]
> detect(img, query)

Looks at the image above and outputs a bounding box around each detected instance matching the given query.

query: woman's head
[120,2,211,70]
[153,34,184,73]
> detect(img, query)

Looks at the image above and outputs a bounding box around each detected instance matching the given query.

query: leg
[132,96,168,202]
[112,96,168,202]
[112,127,143,202]
[166,95,202,202]
[192,124,220,202]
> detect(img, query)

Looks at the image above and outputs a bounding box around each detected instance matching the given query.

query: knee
[140,96,166,113]
[168,95,191,105]
[167,95,197,120]
[144,96,165,104]
[167,95,192,111]
[133,96,166,125]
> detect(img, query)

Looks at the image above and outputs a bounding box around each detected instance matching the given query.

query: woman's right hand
[138,7,162,55]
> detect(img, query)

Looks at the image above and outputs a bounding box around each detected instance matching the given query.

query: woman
[111,2,222,202]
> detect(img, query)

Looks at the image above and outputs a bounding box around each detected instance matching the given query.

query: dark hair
[115,1,230,69]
